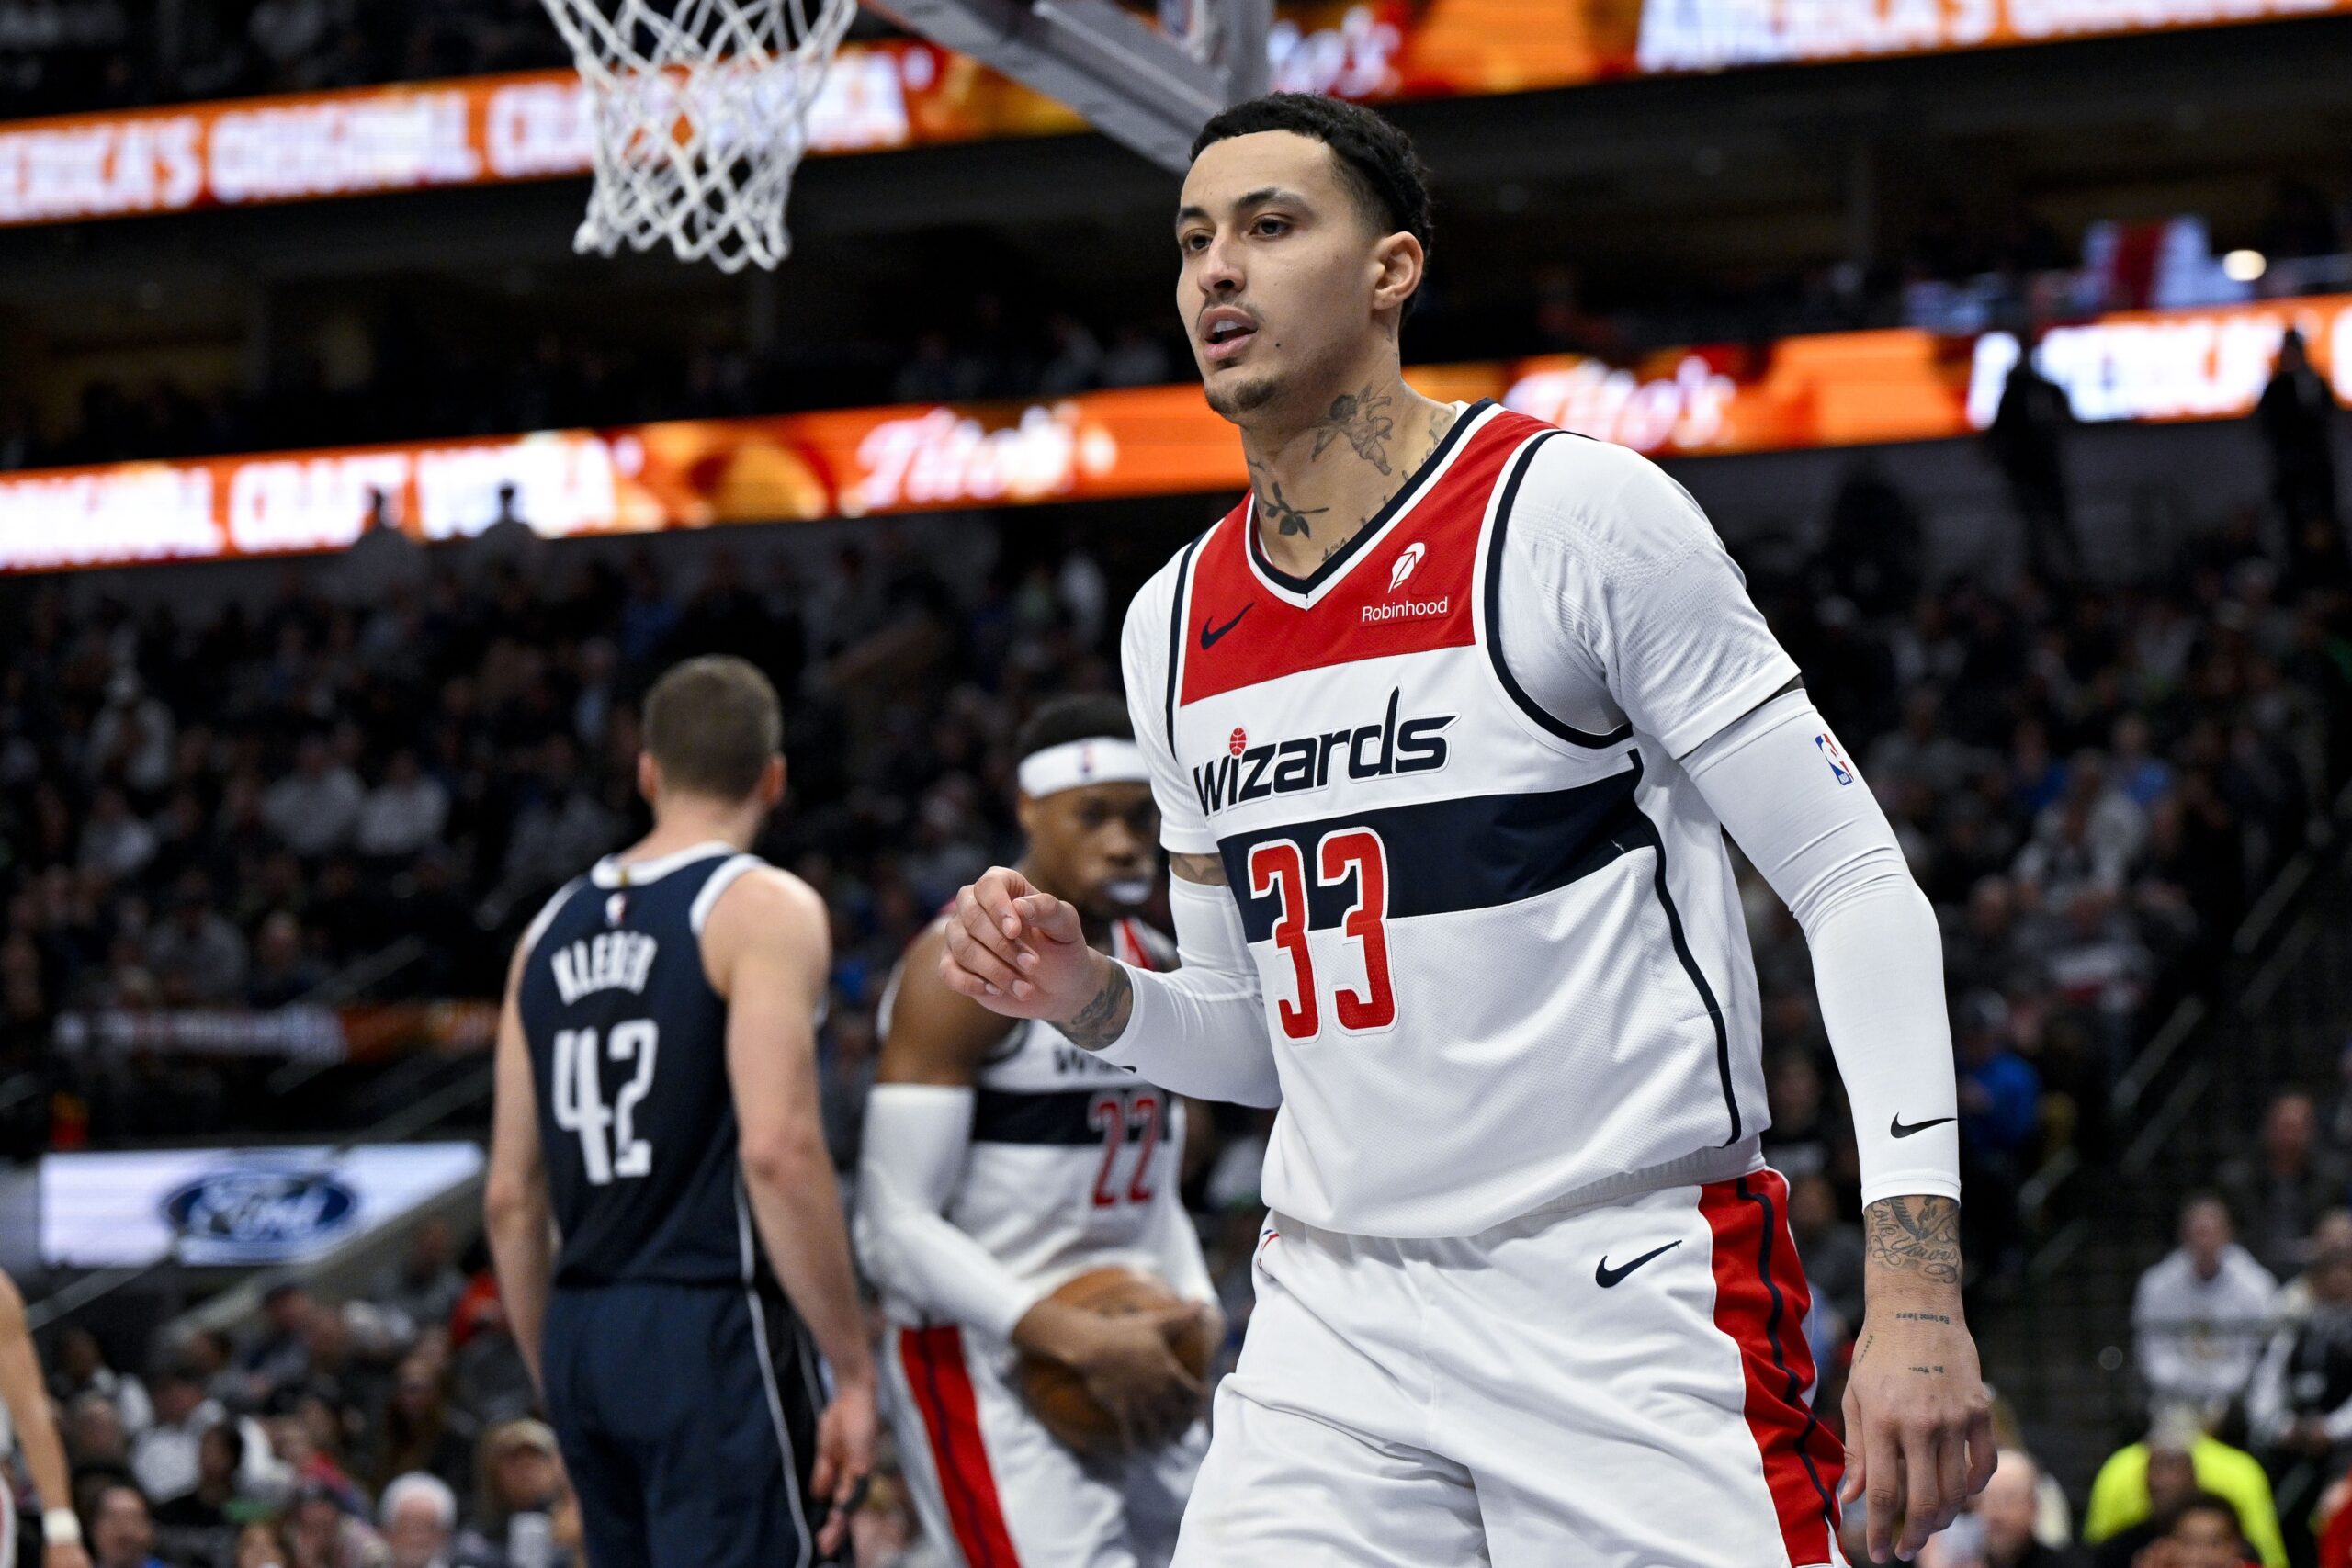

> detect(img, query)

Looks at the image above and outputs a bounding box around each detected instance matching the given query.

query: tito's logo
[1192,688,1453,816]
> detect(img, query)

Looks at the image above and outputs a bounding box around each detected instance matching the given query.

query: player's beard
[1204,368,1282,422]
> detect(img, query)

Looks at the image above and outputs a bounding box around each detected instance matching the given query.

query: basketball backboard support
[865,0,1269,172]
[540,0,1266,270]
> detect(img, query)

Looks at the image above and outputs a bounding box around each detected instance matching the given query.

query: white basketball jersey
[1122,402,1803,1238]
[877,919,1189,1312]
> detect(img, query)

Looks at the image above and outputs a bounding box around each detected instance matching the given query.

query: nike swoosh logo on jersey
[1890,1114,1956,1139]
[1200,602,1253,649]
[1595,1240,1681,1288]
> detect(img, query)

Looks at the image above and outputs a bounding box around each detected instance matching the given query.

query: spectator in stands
[1929,1448,2081,1567]
[371,1222,466,1343]
[2221,1092,2349,1276]
[153,1421,248,1555]
[2256,329,2342,548]
[2278,1212,2352,1322]
[245,911,328,1009]
[241,1284,318,1403]
[263,738,368,860]
[2134,1195,2279,1420]
[145,872,250,1005]
[67,1391,131,1479]
[88,1482,166,1568]
[356,751,450,863]
[455,1420,573,1568]
[77,789,157,883]
[234,1519,295,1568]
[2246,1241,2352,1460]
[2133,1494,2263,1568]
[1989,343,2084,584]
[380,1472,458,1568]
[285,1482,386,1568]
[129,1359,219,1503]
[2085,1408,2287,1568]
[52,1328,153,1435]
[1956,990,2040,1275]
[370,1352,476,1499]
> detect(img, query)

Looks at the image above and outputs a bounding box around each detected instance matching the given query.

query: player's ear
[1014,792,1040,840]
[1368,231,1423,321]
[760,754,786,807]
[636,750,660,805]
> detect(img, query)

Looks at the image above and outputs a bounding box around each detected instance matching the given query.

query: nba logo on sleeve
[1814,734,1854,786]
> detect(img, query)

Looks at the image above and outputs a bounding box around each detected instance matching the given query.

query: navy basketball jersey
[515,840,776,1289]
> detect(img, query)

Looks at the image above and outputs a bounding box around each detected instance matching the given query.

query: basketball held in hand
[1012,1267,1216,1454]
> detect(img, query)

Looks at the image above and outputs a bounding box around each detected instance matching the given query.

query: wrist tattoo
[1864,1195,1962,1286]
[1062,962,1134,1050]
[1892,1311,1952,1325]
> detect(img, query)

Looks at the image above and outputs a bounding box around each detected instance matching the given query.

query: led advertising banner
[4,291,2345,573]
[39,1143,486,1268]
[6,0,2348,228]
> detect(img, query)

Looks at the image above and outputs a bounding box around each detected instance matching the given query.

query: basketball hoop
[540,0,857,273]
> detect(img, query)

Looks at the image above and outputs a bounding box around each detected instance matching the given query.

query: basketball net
[540,0,857,272]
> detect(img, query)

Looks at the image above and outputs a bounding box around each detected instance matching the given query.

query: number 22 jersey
[514,841,780,1287]
[1121,401,1804,1239]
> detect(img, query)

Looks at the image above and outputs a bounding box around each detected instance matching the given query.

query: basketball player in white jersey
[942,94,1994,1567]
[858,695,1215,1568]
[0,1269,89,1568]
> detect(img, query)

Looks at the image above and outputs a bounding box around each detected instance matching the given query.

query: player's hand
[42,1544,90,1568]
[1023,1298,1207,1452]
[808,1375,878,1559]
[940,867,1102,1023]
[1839,1299,1995,1562]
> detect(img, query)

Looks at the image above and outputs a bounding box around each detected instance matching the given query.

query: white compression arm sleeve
[1095,874,1282,1108]
[1682,689,1962,1208]
[854,1083,1042,1340]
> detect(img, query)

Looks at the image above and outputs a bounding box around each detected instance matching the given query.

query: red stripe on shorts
[899,1325,1022,1568]
[1700,1170,1844,1566]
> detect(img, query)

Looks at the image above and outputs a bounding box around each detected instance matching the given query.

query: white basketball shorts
[1172,1167,1849,1568]
[884,1321,1208,1568]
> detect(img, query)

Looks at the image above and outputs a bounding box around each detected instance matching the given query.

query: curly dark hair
[1190,92,1434,267]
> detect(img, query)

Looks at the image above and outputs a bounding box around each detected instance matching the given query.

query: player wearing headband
[856,695,1215,1568]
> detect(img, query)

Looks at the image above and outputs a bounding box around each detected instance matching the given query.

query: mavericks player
[858,696,1214,1568]
[944,95,1992,1567]
[486,656,875,1568]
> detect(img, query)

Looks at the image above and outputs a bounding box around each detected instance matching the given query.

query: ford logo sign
[161,1169,360,1262]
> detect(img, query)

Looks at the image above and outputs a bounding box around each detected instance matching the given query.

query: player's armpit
[876,922,1018,1087]
[1169,852,1227,886]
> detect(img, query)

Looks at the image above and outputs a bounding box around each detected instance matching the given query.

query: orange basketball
[1011,1267,1215,1455]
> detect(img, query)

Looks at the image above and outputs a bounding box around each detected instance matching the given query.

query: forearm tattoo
[1062,961,1134,1050]
[1863,1195,1962,1288]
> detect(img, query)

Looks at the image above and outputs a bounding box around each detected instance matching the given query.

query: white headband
[1017,738,1150,799]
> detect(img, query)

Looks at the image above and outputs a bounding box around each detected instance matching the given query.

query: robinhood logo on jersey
[1192,688,1453,816]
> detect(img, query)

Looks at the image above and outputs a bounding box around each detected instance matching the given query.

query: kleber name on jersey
[1191,687,1454,818]
[549,931,659,1004]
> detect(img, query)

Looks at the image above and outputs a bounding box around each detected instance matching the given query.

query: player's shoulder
[1119,513,1233,662]
[1502,428,1724,570]
[700,860,826,942]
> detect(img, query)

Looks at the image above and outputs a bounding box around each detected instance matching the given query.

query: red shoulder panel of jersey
[1177,406,1550,707]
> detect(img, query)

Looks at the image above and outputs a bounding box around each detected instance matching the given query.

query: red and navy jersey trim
[1484,429,1634,750]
